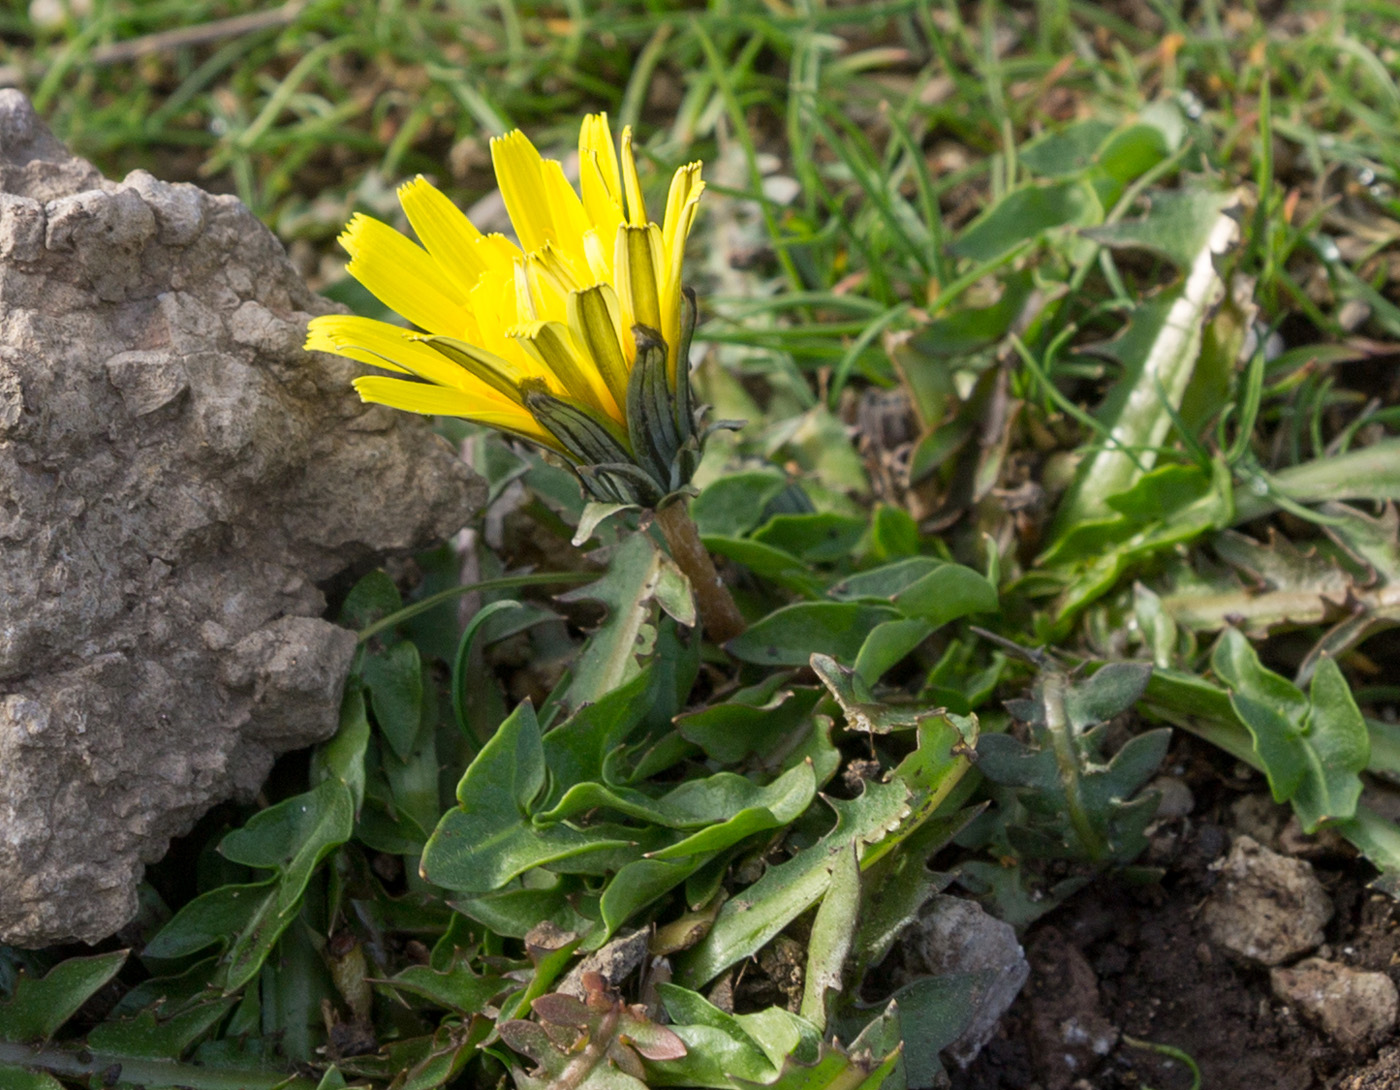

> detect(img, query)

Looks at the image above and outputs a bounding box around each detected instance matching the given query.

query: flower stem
[654,499,746,645]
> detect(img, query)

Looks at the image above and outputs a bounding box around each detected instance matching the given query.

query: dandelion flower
[306,114,707,507]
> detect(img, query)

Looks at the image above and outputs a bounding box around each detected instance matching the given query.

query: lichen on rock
[0,90,484,946]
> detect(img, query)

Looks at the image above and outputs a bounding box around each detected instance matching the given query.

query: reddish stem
[654,500,746,645]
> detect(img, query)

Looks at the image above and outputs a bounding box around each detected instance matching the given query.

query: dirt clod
[1025,928,1118,1090]
[1271,958,1399,1054]
[1201,835,1333,966]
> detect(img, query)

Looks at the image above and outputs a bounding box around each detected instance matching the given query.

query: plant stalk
[1041,673,1109,862]
[653,500,746,645]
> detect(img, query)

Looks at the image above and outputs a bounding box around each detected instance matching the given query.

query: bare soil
[952,736,1400,1090]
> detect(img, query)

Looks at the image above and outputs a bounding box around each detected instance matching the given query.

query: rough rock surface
[558,929,650,1000]
[0,91,484,946]
[1201,835,1333,966]
[910,895,1032,1069]
[1271,958,1399,1054]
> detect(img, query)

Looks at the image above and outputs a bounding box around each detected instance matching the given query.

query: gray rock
[557,929,650,1000]
[1271,958,1398,1053]
[0,90,484,946]
[1201,835,1333,966]
[912,894,1032,1068]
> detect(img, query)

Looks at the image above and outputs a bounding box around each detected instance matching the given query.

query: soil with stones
[951,734,1400,1090]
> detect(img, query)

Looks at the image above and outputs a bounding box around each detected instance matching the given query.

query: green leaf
[451,880,598,941]
[0,951,127,1042]
[423,701,639,893]
[727,602,902,666]
[1211,630,1368,832]
[1134,582,1181,669]
[812,654,934,734]
[976,669,1166,863]
[855,619,936,686]
[86,996,237,1059]
[1049,189,1241,539]
[537,761,816,834]
[880,972,996,1087]
[1018,119,1118,177]
[1211,630,1313,803]
[1037,459,1232,627]
[829,556,995,631]
[220,779,355,907]
[869,505,919,561]
[691,470,790,537]
[362,640,425,761]
[586,764,820,944]
[649,984,903,1090]
[652,979,896,1090]
[1040,461,1218,568]
[799,844,860,1031]
[677,678,822,764]
[703,536,826,597]
[541,666,665,791]
[830,557,947,601]
[0,1071,63,1090]
[852,816,964,977]
[316,1068,349,1090]
[950,179,1101,262]
[752,512,868,563]
[339,569,403,629]
[313,682,371,812]
[218,784,353,992]
[1096,122,1171,184]
[1064,663,1153,729]
[1084,187,1240,271]
[557,533,687,710]
[674,779,911,989]
[652,985,779,1085]
[574,501,638,546]
[385,956,508,1016]
[143,882,275,961]
[891,564,998,625]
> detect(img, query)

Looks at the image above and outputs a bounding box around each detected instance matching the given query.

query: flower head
[306,115,707,506]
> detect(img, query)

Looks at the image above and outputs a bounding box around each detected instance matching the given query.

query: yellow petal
[472,266,538,367]
[353,375,561,450]
[579,114,622,212]
[619,126,648,227]
[523,245,582,327]
[340,214,465,335]
[582,228,612,283]
[491,130,554,252]
[567,283,631,409]
[513,257,538,323]
[397,177,495,296]
[476,232,523,271]
[659,164,704,379]
[510,319,619,422]
[661,162,704,260]
[615,222,665,335]
[540,158,594,270]
[306,314,512,402]
[412,334,534,404]
[580,113,625,251]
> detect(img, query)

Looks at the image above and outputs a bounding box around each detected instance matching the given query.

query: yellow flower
[306,114,707,505]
